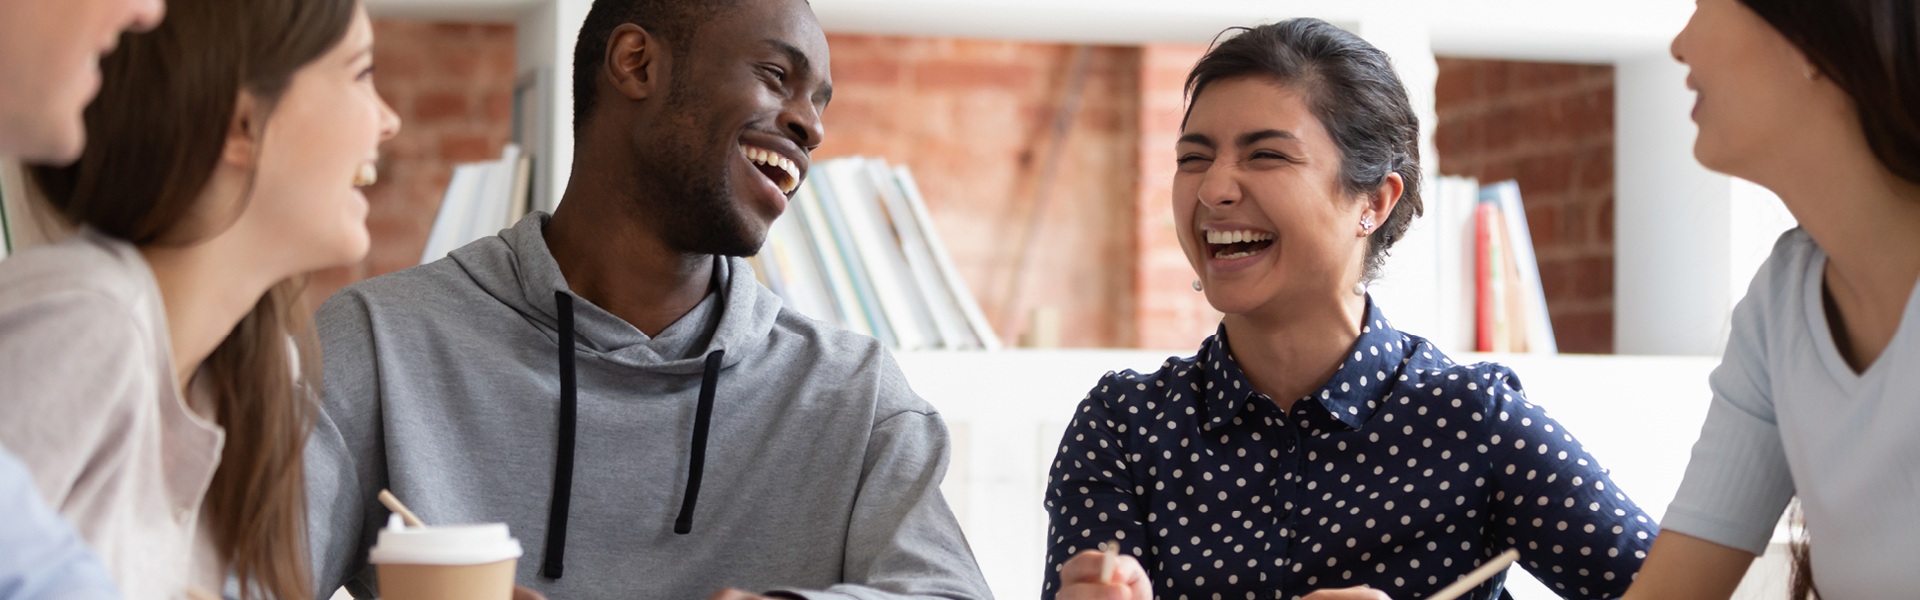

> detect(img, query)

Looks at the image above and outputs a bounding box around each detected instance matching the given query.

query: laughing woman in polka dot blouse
[1043,20,1658,600]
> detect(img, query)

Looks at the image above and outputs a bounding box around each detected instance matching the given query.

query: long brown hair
[1741,0,1920,186]
[1736,1,1919,597]
[27,0,359,598]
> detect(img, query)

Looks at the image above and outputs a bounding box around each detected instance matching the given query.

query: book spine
[811,166,898,348]
[876,165,974,349]
[1486,180,1557,354]
[1474,201,1497,352]
[1486,202,1511,352]
[795,179,874,337]
[861,160,954,349]
[893,166,1002,350]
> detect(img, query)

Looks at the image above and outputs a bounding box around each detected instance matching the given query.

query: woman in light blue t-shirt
[1622,0,1920,599]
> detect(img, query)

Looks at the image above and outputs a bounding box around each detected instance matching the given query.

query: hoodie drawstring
[675,349,722,534]
[541,284,727,579]
[542,291,578,579]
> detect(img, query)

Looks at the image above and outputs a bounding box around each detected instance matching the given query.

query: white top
[0,229,226,600]
[1664,227,1920,598]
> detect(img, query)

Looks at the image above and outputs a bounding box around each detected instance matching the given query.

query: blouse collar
[1199,296,1412,431]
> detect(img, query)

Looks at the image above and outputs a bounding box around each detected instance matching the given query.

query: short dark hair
[1184,19,1424,282]
[571,0,741,134]
[1741,0,1919,186]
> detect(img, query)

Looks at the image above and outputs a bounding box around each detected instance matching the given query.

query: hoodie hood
[449,212,779,375]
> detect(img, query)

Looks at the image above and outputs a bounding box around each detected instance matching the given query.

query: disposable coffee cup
[369,514,524,600]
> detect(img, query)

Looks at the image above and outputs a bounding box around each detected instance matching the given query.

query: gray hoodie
[306,213,990,600]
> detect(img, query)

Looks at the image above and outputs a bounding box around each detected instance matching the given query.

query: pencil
[1099,541,1118,585]
[1426,549,1521,600]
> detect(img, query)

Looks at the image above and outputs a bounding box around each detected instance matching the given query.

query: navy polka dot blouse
[1043,301,1658,600]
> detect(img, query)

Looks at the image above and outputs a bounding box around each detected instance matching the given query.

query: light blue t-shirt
[0,446,121,600]
[1665,227,1920,598]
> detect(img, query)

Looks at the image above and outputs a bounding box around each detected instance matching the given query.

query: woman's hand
[1056,548,1152,600]
[1300,585,1391,600]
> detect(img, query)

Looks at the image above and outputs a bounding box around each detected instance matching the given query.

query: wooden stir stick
[378,488,427,528]
[1426,549,1521,600]
[1098,541,1119,585]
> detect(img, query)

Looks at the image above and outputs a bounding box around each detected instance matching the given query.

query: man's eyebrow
[766,39,832,104]
[764,39,812,74]
[1177,133,1214,148]
[1238,129,1298,146]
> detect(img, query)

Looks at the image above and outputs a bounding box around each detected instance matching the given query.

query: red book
[1473,201,1507,352]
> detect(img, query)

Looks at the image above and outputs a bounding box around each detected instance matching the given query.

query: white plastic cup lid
[368,518,523,566]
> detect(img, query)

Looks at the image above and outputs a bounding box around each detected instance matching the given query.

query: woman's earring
[1359,215,1376,235]
[1192,279,1203,292]
[1353,282,1367,296]
[1804,64,1819,80]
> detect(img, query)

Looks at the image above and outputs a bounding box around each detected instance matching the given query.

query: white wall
[1614,54,1801,357]
[1615,53,1734,357]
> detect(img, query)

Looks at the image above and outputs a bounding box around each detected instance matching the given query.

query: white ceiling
[365,0,539,21]
[364,0,1696,63]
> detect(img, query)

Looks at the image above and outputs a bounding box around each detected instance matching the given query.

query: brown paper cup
[368,519,524,600]
[376,558,517,600]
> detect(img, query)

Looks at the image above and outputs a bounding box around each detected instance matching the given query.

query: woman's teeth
[1205,229,1274,260]
[1205,229,1275,244]
[741,144,800,194]
[353,163,378,187]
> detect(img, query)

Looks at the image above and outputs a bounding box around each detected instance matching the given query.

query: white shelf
[895,349,1772,600]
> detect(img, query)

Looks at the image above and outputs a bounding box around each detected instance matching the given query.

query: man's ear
[221,91,262,171]
[606,23,664,102]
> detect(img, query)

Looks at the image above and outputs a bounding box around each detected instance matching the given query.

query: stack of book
[420,144,533,264]
[1472,180,1556,354]
[749,157,1000,351]
[1372,177,1555,354]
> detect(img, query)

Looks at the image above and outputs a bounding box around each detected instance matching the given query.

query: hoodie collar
[452,212,779,373]
[1201,297,1411,431]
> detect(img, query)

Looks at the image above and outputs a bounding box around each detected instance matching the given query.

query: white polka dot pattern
[1042,304,1658,600]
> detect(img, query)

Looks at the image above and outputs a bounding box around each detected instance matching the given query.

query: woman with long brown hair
[1620,0,1919,598]
[0,0,399,598]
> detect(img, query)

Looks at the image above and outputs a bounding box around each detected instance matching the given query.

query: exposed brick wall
[306,21,516,310]
[1434,58,1615,354]
[818,34,1141,348]
[1133,44,1218,351]
[325,29,1623,357]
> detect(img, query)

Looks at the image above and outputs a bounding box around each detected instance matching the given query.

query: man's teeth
[1204,229,1276,244]
[741,144,801,193]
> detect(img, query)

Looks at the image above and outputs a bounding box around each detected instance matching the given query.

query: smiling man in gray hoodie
[303,0,990,599]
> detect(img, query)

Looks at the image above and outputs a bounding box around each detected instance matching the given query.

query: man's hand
[1300,585,1391,600]
[514,585,550,600]
[1055,548,1152,600]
